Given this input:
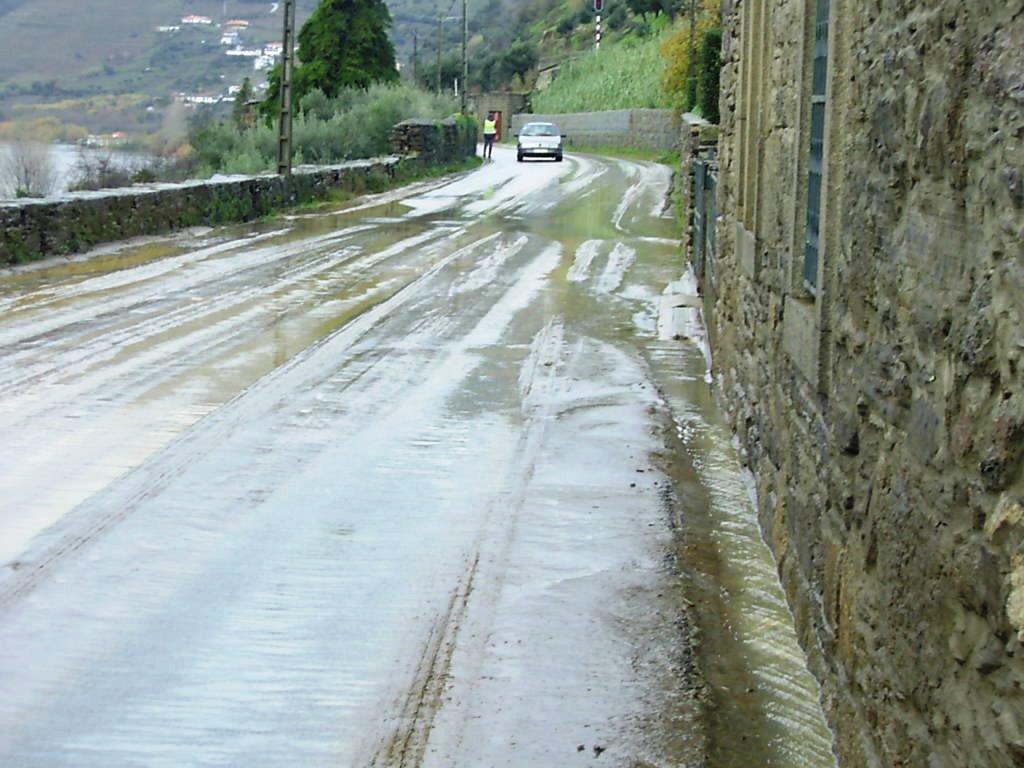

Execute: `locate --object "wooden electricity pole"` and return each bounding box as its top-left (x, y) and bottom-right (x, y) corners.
top-left (276, 0), bottom-right (297, 176)
top-left (413, 31), bottom-right (419, 84)
top-left (436, 13), bottom-right (443, 94)
top-left (687, 0), bottom-right (698, 106)
top-left (461, 0), bottom-right (468, 113)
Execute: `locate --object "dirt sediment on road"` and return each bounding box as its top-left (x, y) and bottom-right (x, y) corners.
top-left (646, 289), bottom-right (838, 766)
top-left (0, 148), bottom-right (825, 766)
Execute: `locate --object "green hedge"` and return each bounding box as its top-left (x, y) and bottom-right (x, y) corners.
top-left (696, 28), bottom-right (722, 124)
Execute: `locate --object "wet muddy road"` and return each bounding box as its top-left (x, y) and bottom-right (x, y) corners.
top-left (0, 148), bottom-right (833, 766)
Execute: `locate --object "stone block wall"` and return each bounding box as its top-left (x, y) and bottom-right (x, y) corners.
top-left (510, 109), bottom-right (680, 152)
top-left (391, 116), bottom-right (478, 164)
top-left (706, 0), bottom-right (1024, 765)
top-left (1, 118), bottom-right (477, 266)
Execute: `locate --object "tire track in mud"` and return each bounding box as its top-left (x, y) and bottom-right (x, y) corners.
top-left (567, 239), bottom-right (602, 283)
top-left (365, 318), bottom-right (568, 768)
top-left (368, 555), bottom-right (480, 768)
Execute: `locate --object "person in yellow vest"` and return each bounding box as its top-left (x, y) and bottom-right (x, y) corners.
top-left (483, 112), bottom-right (497, 160)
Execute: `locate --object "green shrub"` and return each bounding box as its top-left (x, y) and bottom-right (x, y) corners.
top-left (191, 83), bottom-right (457, 176)
top-left (696, 28), bottom-right (722, 123)
top-left (132, 168), bottom-right (157, 184)
top-left (299, 88), bottom-right (334, 121)
top-left (659, 0), bottom-right (719, 110)
top-left (607, 4), bottom-right (629, 30)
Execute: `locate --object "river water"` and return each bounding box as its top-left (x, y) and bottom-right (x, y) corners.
top-left (0, 142), bottom-right (151, 198)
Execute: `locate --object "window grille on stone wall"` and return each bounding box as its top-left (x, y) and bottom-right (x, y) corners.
top-left (803, 0), bottom-right (830, 294)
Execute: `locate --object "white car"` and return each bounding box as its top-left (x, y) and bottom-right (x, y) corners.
top-left (516, 122), bottom-right (565, 162)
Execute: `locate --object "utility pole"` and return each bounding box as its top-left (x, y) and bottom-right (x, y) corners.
top-left (413, 31), bottom-right (419, 84)
top-left (436, 13), bottom-right (443, 94)
top-left (461, 0), bottom-right (468, 113)
top-left (687, 0), bottom-right (698, 105)
top-left (276, 0), bottom-right (297, 176)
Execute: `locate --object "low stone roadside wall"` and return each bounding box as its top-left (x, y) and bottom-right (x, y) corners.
top-left (1, 117), bottom-right (477, 266)
top-left (391, 115), bottom-right (477, 164)
top-left (510, 109), bottom-right (680, 153)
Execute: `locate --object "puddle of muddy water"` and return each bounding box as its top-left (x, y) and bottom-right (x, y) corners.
top-left (646, 338), bottom-right (839, 768)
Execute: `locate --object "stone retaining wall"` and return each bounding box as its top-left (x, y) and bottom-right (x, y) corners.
top-left (391, 116), bottom-right (477, 165)
top-left (1, 117), bottom-right (476, 266)
top-left (510, 109), bottom-right (680, 152)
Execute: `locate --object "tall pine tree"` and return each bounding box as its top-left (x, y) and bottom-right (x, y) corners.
top-left (263, 0), bottom-right (399, 116)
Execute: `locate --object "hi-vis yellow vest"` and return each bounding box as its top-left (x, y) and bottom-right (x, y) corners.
top-left (483, 119), bottom-right (497, 135)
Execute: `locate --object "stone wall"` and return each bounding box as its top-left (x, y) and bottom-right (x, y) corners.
top-left (390, 116), bottom-right (478, 165)
top-left (1, 117), bottom-right (477, 266)
top-left (705, 0), bottom-right (1024, 765)
top-left (510, 109), bottom-right (680, 152)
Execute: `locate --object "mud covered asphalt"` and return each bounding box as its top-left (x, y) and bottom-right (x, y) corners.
top-left (0, 147), bottom-right (833, 767)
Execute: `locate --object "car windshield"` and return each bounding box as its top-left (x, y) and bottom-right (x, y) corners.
top-left (521, 123), bottom-right (558, 137)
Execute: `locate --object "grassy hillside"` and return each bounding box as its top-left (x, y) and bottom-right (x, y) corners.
top-left (507, 3), bottom-right (721, 117)
top-left (532, 24), bottom-right (672, 113)
top-left (450, 0), bottom-right (681, 112)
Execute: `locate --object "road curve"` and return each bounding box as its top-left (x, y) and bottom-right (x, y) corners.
top-left (0, 147), bottom-right (703, 767)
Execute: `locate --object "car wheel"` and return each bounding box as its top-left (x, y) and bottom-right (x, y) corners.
top-left (555, 153), bottom-right (563, 162)
top-left (517, 154), bottom-right (524, 162)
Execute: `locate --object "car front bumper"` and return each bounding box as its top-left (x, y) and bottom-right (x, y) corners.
top-left (518, 145), bottom-right (562, 157)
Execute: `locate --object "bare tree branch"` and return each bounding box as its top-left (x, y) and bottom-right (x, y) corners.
top-left (0, 141), bottom-right (59, 198)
